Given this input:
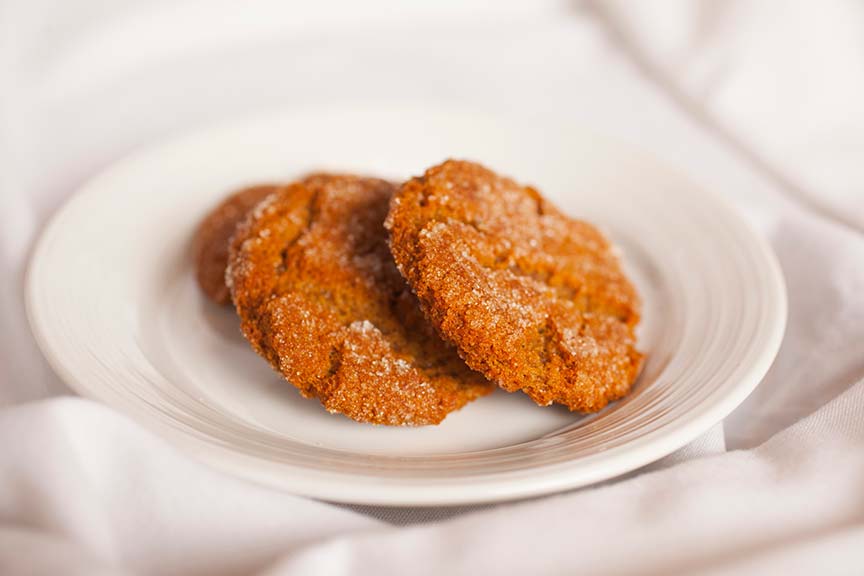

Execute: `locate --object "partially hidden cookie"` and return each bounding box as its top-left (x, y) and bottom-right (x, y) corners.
top-left (227, 173), bottom-right (493, 426)
top-left (386, 160), bottom-right (643, 412)
top-left (194, 185), bottom-right (279, 304)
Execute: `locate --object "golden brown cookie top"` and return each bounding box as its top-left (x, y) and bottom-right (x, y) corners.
top-left (386, 159), bottom-right (643, 412)
top-left (227, 173), bottom-right (492, 426)
top-left (194, 185), bottom-right (278, 305)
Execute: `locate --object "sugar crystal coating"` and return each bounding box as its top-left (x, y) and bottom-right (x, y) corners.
top-left (227, 173), bottom-right (493, 425)
top-left (386, 160), bottom-right (643, 412)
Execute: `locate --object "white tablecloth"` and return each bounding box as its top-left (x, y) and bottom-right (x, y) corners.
top-left (2, 1), bottom-right (863, 574)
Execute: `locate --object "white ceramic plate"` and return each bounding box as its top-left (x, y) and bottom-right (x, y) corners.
top-left (27, 104), bottom-right (786, 506)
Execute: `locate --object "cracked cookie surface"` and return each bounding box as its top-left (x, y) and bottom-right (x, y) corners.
top-left (194, 185), bottom-right (279, 304)
top-left (227, 173), bottom-right (493, 425)
top-left (386, 160), bottom-right (643, 412)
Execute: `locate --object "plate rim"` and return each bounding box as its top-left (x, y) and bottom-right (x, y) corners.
top-left (25, 106), bottom-right (788, 506)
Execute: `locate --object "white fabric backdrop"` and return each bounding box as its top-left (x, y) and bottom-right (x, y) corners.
top-left (1, 1), bottom-right (863, 574)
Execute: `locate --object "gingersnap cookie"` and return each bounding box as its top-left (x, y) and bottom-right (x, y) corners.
top-left (227, 173), bottom-right (493, 426)
top-left (386, 160), bottom-right (643, 413)
top-left (194, 185), bottom-right (279, 304)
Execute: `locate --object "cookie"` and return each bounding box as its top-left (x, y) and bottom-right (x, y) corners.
top-left (227, 173), bottom-right (493, 426)
top-left (386, 160), bottom-right (643, 412)
top-left (194, 185), bottom-right (279, 304)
